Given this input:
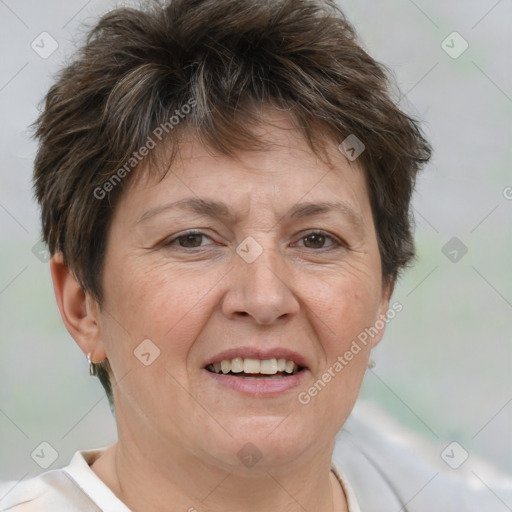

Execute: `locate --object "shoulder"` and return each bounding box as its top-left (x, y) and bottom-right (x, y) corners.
top-left (335, 401), bottom-right (512, 512)
top-left (0, 471), bottom-right (97, 511)
top-left (0, 476), bottom-right (46, 511)
top-left (0, 449), bottom-right (114, 512)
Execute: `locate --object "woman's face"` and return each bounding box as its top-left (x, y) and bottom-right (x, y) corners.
top-left (97, 112), bottom-right (391, 471)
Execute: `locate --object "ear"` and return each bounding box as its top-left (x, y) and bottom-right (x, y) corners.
top-left (50, 251), bottom-right (106, 363)
top-left (370, 278), bottom-right (395, 349)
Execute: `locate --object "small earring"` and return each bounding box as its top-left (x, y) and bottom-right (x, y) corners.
top-left (367, 358), bottom-right (376, 369)
top-left (87, 353), bottom-right (95, 376)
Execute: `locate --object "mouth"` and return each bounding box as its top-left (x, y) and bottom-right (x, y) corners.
top-left (202, 347), bottom-right (309, 395)
top-left (205, 357), bottom-right (305, 379)
top-left (202, 349), bottom-right (309, 395)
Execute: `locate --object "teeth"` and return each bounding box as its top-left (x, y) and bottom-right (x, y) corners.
top-left (208, 357), bottom-right (301, 376)
top-left (260, 358), bottom-right (278, 374)
top-left (221, 360), bottom-right (231, 374)
top-left (243, 358), bottom-right (261, 374)
top-left (231, 357), bottom-right (244, 373)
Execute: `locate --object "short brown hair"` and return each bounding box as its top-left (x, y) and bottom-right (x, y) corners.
top-left (33, 0), bottom-right (431, 405)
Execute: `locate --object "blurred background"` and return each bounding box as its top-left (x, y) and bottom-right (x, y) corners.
top-left (0, 0), bottom-right (511, 492)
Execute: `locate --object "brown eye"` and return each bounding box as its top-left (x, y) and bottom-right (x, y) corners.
top-left (299, 231), bottom-right (339, 249)
top-left (303, 233), bottom-right (327, 249)
top-left (176, 233), bottom-right (204, 248)
top-left (163, 230), bottom-right (212, 249)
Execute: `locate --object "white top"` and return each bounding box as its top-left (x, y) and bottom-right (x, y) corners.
top-left (0, 447), bottom-right (361, 511)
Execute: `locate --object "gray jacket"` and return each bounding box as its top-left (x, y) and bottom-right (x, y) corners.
top-left (335, 405), bottom-right (512, 511)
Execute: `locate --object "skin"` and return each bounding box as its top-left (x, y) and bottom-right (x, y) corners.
top-left (51, 110), bottom-right (392, 512)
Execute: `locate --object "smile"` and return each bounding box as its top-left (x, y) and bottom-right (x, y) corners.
top-left (206, 357), bottom-right (304, 378)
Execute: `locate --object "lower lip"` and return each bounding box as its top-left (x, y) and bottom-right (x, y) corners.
top-left (203, 368), bottom-right (308, 396)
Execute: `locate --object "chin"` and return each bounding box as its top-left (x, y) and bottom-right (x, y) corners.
top-left (197, 414), bottom-right (315, 471)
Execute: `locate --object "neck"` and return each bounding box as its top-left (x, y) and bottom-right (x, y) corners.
top-left (91, 422), bottom-right (348, 512)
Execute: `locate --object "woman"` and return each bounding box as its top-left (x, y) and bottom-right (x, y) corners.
top-left (1, 0), bottom-right (508, 510)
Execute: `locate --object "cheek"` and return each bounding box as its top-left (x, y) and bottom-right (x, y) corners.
top-left (297, 282), bottom-right (379, 437)
top-left (303, 267), bottom-right (382, 350)
top-left (304, 274), bottom-right (380, 407)
top-left (101, 261), bottom-right (221, 360)
top-left (98, 262), bottom-right (219, 410)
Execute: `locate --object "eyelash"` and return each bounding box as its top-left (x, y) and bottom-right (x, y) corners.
top-left (162, 229), bottom-right (344, 251)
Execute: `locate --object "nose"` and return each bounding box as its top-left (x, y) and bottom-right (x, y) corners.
top-left (220, 242), bottom-right (300, 325)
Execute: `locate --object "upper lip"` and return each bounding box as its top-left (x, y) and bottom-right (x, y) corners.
top-left (204, 347), bottom-right (309, 369)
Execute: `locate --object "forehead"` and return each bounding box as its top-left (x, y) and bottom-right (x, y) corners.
top-left (116, 111), bottom-right (372, 226)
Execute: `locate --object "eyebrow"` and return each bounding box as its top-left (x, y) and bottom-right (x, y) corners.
top-left (137, 197), bottom-right (365, 230)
